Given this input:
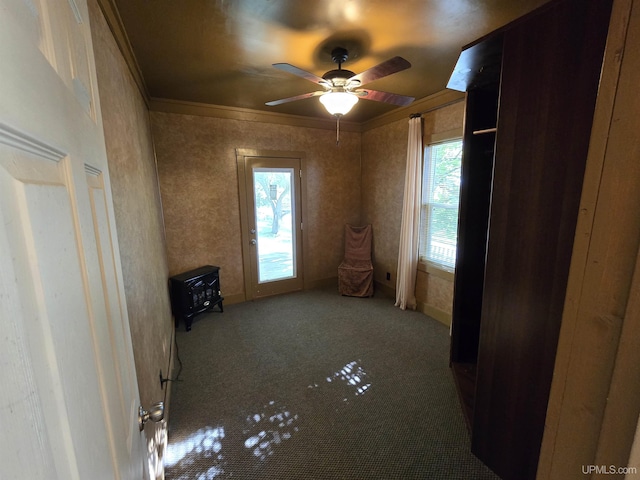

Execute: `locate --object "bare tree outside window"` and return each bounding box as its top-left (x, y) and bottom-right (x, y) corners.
top-left (253, 171), bottom-right (291, 235)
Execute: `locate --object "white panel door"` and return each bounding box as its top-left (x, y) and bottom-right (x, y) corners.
top-left (0, 1), bottom-right (146, 479)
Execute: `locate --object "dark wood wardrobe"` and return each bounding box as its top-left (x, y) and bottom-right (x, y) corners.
top-left (447, 0), bottom-right (614, 479)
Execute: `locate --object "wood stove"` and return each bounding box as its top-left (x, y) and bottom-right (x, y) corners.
top-left (169, 265), bottom-right (223, 331)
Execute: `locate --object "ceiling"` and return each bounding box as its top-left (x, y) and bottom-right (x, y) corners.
top-left (110, 0), bottom-right (551, 124)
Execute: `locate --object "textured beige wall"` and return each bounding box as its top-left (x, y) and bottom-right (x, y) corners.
top-left (422, 101), bottom-right (465, 144)
top-left (89, 0), bottom-right (173, 411)
top-left (361, 119), bottom-right (407, 289)
top-left (417, 101), bottom-right (465, 322)
top-left (151, 112), bottom-right (361, 299)
top-left (361, 101), bottom-right (464, 321)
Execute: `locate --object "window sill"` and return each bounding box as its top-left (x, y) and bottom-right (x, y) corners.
top-left (418, 261), bottom-right (455, 282)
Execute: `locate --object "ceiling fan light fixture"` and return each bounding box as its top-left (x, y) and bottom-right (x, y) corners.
top-left (319, 91), bottom-right (358, 116)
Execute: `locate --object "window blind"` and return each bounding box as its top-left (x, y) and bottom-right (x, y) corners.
top-left (419, 139), bottom-right (463, 271)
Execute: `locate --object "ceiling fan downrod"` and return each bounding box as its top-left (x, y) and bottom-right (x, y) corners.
top-left (323, 47), bottom-right (357, 84)
top-left (331, 47), bottom-right (349, 68)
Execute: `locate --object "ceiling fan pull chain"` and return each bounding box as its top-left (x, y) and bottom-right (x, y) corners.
top-left (336, 115), bottom-right (341, 146)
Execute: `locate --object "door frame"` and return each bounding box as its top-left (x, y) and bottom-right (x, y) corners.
top-left (236, 149), bottom-right (308, 300)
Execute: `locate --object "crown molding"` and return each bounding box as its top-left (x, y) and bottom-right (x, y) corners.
top-left (148, 90), bottom-right (463, 133)
top-left (361, 89), bottom-right (465, 131)
top-left (95, 0), bottom-right (149, 106)
top-left (148, 98), bottom-right (363, 132)
top-left (93, 0), bottom-right (462, 132)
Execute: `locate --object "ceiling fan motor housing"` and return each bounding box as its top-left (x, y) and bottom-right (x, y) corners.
top-left (323, 69), bottom-right (357, 86)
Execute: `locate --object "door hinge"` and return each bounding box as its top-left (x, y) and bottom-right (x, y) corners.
top-left (300, 222), bottom-right (303, 231)
top-left (299, 170), bottom-right (302, 178)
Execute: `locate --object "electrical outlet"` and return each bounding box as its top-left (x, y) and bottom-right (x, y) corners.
top-left (386, 272), bottom-right (391, 281)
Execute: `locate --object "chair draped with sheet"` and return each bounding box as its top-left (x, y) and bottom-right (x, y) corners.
top-left (338, 224), bottom-right (374, 297)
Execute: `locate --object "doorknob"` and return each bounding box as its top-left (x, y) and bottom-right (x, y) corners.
top-left (139, 401), bottom-right (164, 431)
top-left (250, 239), bottom-right (257, 245)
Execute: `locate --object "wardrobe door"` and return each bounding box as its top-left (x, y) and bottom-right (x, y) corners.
top-left (471, 1), bottom-right (614, 479)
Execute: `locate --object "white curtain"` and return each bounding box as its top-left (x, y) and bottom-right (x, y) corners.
top-left (395, 116), bottom-right (423, 310)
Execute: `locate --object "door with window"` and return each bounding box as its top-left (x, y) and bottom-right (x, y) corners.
top-left (237, 150), bottom-right (304, 299)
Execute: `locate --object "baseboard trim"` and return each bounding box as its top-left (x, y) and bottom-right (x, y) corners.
top-left (221, 282), bottom-right (451, 327)
top-left (305, 277), bottom-right (338, 291)
top-left (374, 280), bottom-right (396, 300)
top-left (223, 292), bottom-right (246, 306)
top-left (164, 324), bottom-right (176, 424)
top-left (418, 302), bottom-right (451, 327)
top-left (373, 281), bottom-right (451, 327)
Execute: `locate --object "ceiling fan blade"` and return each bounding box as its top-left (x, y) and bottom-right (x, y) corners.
top-left (272, 63), bottom-right (328, 85)
top-left (355, 89), bottom-right (415, 106)
top-left (348, 56), bottom-right (412, 87)
top-left (265, 90), bottom-right (325, 106)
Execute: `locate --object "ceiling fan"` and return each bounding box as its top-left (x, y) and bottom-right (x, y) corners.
top-left (266, 47), bottom-right (415, 117)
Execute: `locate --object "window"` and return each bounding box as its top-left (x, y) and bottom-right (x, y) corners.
top-left (419, 138), bottom-right (463, 271)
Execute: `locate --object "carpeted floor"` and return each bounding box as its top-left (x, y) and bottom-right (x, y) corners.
top-left (165, 286), bottom-right (499, 480)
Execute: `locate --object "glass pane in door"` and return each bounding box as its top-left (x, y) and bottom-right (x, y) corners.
top-left (253, 167), bottom-right (296, 283)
